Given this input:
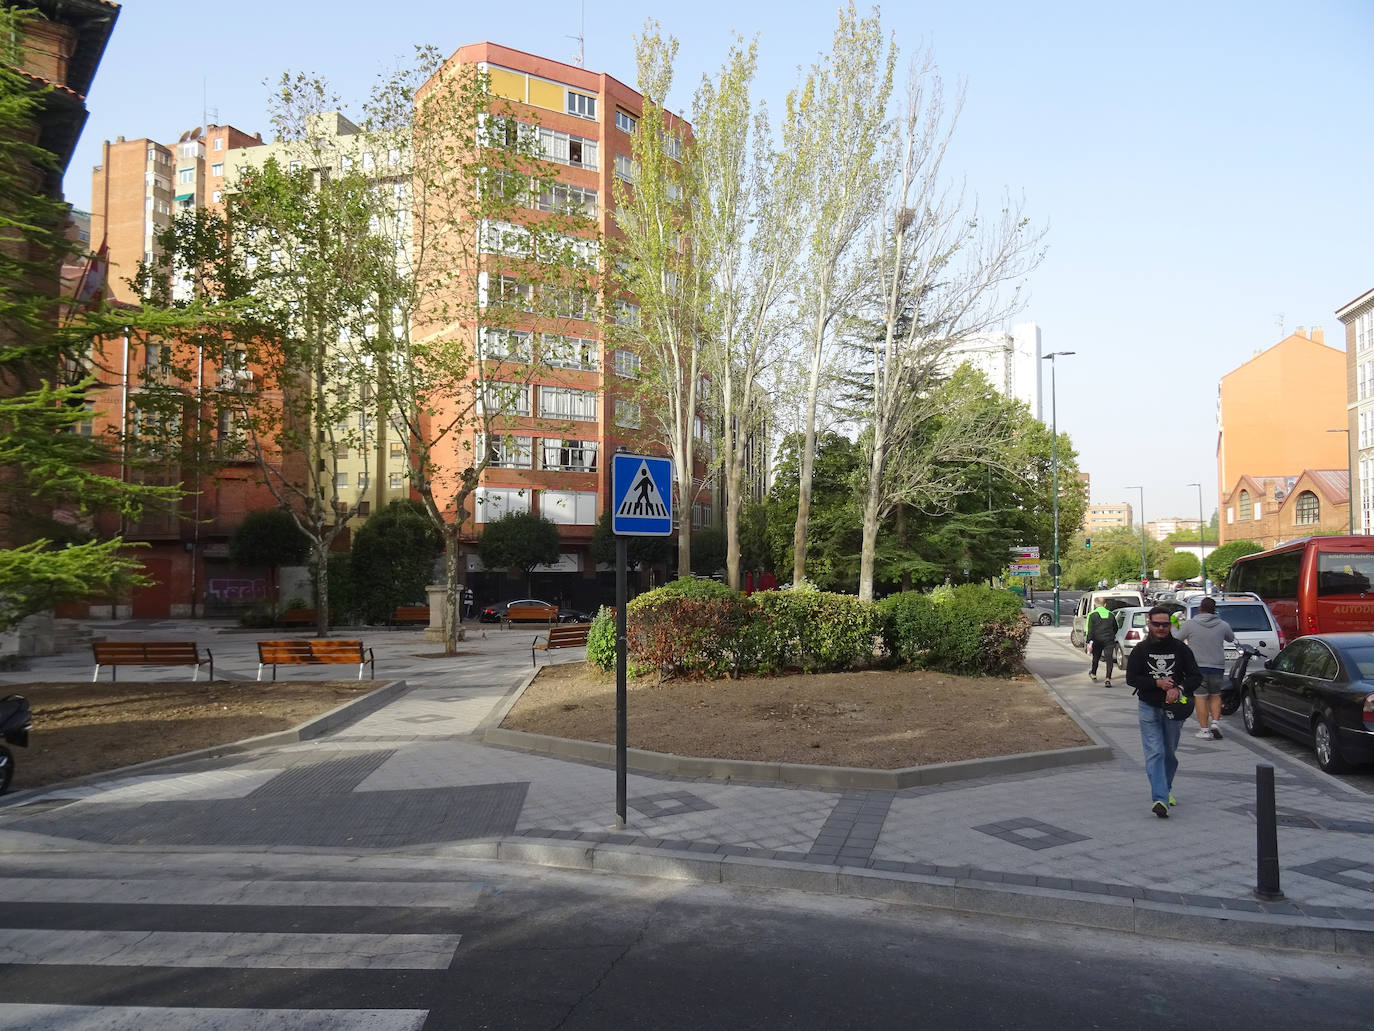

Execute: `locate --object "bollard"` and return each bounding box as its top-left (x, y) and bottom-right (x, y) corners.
top-left (1254, 763), bottom-right (1285, 901)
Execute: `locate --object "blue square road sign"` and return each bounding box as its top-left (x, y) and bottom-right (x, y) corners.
top-left (611, 453), bottom-right (674, 536)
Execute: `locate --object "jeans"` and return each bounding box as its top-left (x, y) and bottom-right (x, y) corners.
top-left (1137, 700), bottom-right (1182, 804)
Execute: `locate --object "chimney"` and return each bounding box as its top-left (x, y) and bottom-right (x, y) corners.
top-left (1296, 325), bottom-right (1306, 338)
top-left (115, 135), bottom-right (124, 143)
top-left (1313, 326), bottom-right (1324, 345)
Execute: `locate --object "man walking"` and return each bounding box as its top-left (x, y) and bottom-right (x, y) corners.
top-left (1126, 605), bottom-right (1202, 818)
top-left (1177, 597), bottom-right (1234, 740)
top-left (1086, 600), bottom-right (1117, 687)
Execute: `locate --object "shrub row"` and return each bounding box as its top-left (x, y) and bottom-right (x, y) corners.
top-left (587, 580), bottom-right (1029, 680)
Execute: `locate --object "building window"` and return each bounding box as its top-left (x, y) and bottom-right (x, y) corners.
top-left (358, 472), bottom-right (371, 490)
top-left (212, 190), bottom-right (222, 203)
top-left (178, 168), bottom-right (194, 184)
top-left (542, 334), bottom-right (598, 371)
top-left (480, 433), bottom-right (533, 469)
top-left (335, 472), bottom-right (349, 488)
top-left (542, 438), bottom-right (598, 472)
top-left (388, 147), bottom-right (401, 167)
top-left (614, 153), bottom-right (636, 181)
top-left (362, 152), bottom-right (375, 171)
top-left (478, 381), bottom-right (531, 417)
top-left (341, 154), bottom-right (354, 171)
top-left (288, 160), bottom-right (302, 173)
top-left (211, 162), bottom-right (223, 177)
top-left (661, 132), bottom-right (683, 161)
top-left (389, 472), bottom-right (403, 489)
top-left (566, 90), bottom-right (597, 120)
top-left (615, 110), bottom-right (637, 134)
top-left (1238, 489), bottom-right (1252, 521)
top-left (692, 502), bottom-right (712, 528)
top-left (1295, 491), bottom-right (1319, 525)
top-left (614, 349), bottom-right (640, 378)
top-left (213, 138), bottom-right (223, 151)
top-left (536, 181), bottom-right (597, 217)
top-left (479, 327), bottom-right (534, 363)
top-left (614, 398), bottom-right (641, 429)
top-left (533, 126), bottom-right (598, 170)
top-left (615, 302), bottom-right (640, 328)
top-left (541, 489), bottom-right (597, 525)
top-left (474, 486), bottom-right (529, 522)
top-left (389, 441), bottom-right (405, 458)
top-left (539, 386), bottom-right (597, 422)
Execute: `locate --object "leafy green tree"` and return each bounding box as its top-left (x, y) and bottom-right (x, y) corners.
top-left (477, 512), bottom-right (560, 594)
top-left (765, 432), bottom-right (863, 590)
top-left (350, 499), bottom-right (443, 623)
top-left (1162, 552), bottom-right (1200, 580)
top-left (689, 526), bottom-right (726, 575)
top-left (227, 508), bottom-right (310, 609)
top-left (589, 509), bottom-right (673, 570)
top-left (1206, 539), bottom-right (1262, 585)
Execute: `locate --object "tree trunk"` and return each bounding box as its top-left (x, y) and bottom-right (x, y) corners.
top-left (314, 537), bottom-right (330, 637)
top-left (857, 418), bottom-right (888, 601)
top-left (791, 312), bottom-right (828, 584)
top-left (724, 446), bottom-right (742, 592)
top-left (442, 528), bottom-right (461, 656)
top-left (896, 504), bottom-right (911, 593)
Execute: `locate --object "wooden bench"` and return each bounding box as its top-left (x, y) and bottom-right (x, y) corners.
top-left (256, 639), bottom-right (375, 681)
top-left (92, 641), bottom-right (213, 683)
top-left (279, 608), bottom-right (318, 627)
top-left (532, 623), bottom-right (591, 666)
top-left (503, 603), bottom-right (557, 628)
top-left (392, 606), bottom-right (430, 625)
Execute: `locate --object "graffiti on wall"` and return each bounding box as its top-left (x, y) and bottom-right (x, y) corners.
top-left (207, 578), bottom-right (268, 602)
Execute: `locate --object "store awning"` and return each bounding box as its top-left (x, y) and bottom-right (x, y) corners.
top-left (174, 192), bottom-right (193, 202)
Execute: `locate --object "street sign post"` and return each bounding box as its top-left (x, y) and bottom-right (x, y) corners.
top-left (610, 453), bottom-right (674, 826)
top-left (1009, 562), bottom-right (1042, 576)
top-left (1010, 546), bottom-right (1040, 560)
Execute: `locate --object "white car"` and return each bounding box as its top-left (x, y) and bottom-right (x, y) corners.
top-left (1111, 603), bottom-right (1186, 667)
top-left (1070, 590), bottom-right (1146, 648)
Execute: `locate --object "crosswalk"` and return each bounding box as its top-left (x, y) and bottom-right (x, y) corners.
top-left (0, 873), bottom-right (474, 1029)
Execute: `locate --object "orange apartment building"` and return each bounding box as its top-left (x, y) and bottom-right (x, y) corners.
top-left (1337, 285), bottom-right (1374, 535)
top-left (1216, 327), bottom-right (1348, 545)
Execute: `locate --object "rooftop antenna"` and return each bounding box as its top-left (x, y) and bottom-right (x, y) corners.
top-left (1274, 312), bottom-right (1285, 337)
top-left (566, 0), bottom-right (585, 66)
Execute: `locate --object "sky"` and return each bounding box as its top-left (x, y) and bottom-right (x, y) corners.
top-left (64, 0), bottom-right (1374, 525)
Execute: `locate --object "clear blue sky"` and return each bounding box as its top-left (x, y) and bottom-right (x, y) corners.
top-left (65, 0), bottom-right (1374, 525)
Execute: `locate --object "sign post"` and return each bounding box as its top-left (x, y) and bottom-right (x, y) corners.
top-left (611, 453), bottom-right (673, 827)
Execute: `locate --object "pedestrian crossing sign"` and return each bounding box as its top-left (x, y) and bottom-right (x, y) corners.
top-left (611, 453), bottom-right (674, 536)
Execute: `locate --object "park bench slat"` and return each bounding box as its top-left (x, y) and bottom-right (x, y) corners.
top-left (392, 606), bottom-right (429, 624)
top-left (256, 639), bottom-right (375, 681)
top-left (91, 641), bottom-right (213, 683)
top-left (532, 623), bottom-right (591, 666)
top-left (503, 604), bottom-right (557, 628)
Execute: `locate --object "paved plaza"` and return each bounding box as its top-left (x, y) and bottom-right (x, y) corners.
top-left (1, 619), bottom-right (1371, 954)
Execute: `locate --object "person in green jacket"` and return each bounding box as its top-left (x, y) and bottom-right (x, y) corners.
top-left (1086, 602), bottom-right (1118, 687)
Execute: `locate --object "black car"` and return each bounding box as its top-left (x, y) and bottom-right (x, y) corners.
top-left (479, 598), bottom-right (590, 624)
top-left (1240, 632), bottom-right (1374, 773)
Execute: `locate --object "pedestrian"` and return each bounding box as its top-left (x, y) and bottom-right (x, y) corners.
top-left (1086, 599), bottom-right (1118, 687)
top-left (462, 586), bottom-right (474, 622)
top-left (1176, 597), bottom-right (1235, 740)
top-left (1126, 605), bottom-right (1202, 818)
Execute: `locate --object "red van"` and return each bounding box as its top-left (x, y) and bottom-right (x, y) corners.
top-left (1226, 536), bottom-right (1374, 641)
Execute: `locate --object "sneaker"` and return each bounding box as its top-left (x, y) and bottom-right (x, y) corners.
top-left (1195, 728), bottom-right (1213, 739)
top-left (1089, 673), bottom-right (1097, 681)
top-left (1168, 793), bottom-right (1178, 807)
top-left (1152, 800), bottom-right (1169, 818)
top-left (1103, 679), bottom-right (1113, 689)
top-left (1210, 723), bottom-right (1223, 740)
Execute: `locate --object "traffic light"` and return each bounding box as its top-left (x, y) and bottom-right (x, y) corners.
top-left (1084, 537), bottom-right (1091, 548)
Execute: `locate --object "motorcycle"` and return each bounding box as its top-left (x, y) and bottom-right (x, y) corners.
top-left (1219, 643), bottom-right (1262, 717)
top-left (0, 694), bottom-right (32, 795)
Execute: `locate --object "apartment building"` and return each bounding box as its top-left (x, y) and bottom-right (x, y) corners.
top-left (1145, 517), bottom-right (1201, 540)
top-left (1084, 503), bottom-right (1132, 534)
top-left (1338, 285), bottom-right (1374, 534)
top-left (939, 322), bottom-right (1042, 419)
top-left (1216, 327), bottom-right (1346, 544)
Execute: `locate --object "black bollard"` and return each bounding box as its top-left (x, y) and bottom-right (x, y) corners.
top-left (1254, 763), bottom-right (1285, 901)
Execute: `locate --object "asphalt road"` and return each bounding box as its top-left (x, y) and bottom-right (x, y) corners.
top-left (1, 855), bottom-right (1369, 1030)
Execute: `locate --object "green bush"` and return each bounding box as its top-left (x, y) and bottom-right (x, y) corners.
top-left (881, 584), bottom-right (1027, 675)
top-left (587, 606), bottom-right (617, 672)
top-left (626, 582), bottom-right (756, 681)
top-left (752, 585), bottom-right (881, 673)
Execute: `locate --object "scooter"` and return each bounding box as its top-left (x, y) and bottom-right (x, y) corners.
top-left (0, 694), bottom-right (32, 795)
top-left (1219, 643), bottom-right (1262, 717)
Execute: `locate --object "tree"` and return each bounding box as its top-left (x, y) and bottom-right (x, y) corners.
top-left (476, 512), bottom-right (560, 594)
top-left (851, 49), bottom-right (1044, 601)
top-left (227, 508), bottom-right (310, 608)
top-left (610, 24), bottom-right (705, 578)
top-left (0, 9), bottom-right (179, 629)
top-left (689, 526), bottom-right (726, 576)
top-left (788, 3), bottom-right (895, 586)
top-left (1206, 539), bottom-right (1262, 585)
top-left (351, 499), bottom-right (443, 623)
top-left (765, 432), bottom-right (863, 590)
top-left (590, 509), bottom-right (673, 570)
top-left (1162, 552), bottom-right (1200, 580)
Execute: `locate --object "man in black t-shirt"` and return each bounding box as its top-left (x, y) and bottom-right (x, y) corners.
top-left (1125, 605), bottom-right (1201, 818)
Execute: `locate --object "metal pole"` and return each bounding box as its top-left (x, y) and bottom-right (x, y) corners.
top-left (1126, 485), bottom-right (1146, 581)
top-left (1187, 482), bottom-right (1206, 589)
top-left (615, 535), bottom-right (627, 828)
top-left (1254, 763), bottom-right (1284, 900)
top-left (1329, 428), bottom-right (1355, 534)
top-left (1041, 351), bottom-right (1074, 625)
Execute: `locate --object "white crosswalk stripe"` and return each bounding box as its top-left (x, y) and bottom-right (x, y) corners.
top-left (0, 1006), bottom-right (429, 1031)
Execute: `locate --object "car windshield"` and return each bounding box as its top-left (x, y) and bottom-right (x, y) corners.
top-left (1211, 604), bottom-right (1273, 632)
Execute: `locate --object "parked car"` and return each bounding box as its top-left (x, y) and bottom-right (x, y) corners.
top-left (1111, 602), bottom-right (1185, 667)
top-left (1175, 593), bottom-right (1284, 675)
top-left (479, 599), bottom-right (591, 624)
top-left (1021, 599), bottom-right (1055, 626)
top-left (1239, 632), bottom-right (1374, 773)
top-left (1070, 590), bottom-right (1145, 648)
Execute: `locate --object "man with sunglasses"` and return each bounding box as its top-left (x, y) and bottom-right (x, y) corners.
top-left (1125, 605), bottom-right (1202, 818)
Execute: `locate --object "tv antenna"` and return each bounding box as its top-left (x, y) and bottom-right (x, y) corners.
top-left (567, 0), bottom-right (585, 66)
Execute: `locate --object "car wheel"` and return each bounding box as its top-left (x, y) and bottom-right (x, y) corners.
top-left (1314, 715), bottom-right (1349, 774)
top-left (1070, 631), bottom-right (1083, 648)
top-left (1241, 689), bottom-right (1268, 736)
top-left (1113, 645), bottom-right (1124, 668)
top-left (1037, 613), bottom-right (1052, 626)
top-left (0, 745), bottom-right (11, 795)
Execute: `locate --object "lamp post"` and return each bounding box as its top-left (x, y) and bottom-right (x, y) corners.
top-left (1125, 485), bottom-right (1147, 582)
top-left (1327, 428), bottom-right (1355, 534)
top-left (1186, 481), bottom-right (1206, 590)
top-left (1042, 351), bottom-right (1075, 626)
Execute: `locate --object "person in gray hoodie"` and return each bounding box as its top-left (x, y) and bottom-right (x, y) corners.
top-left (1176, 597), bottom-right (1235, 739)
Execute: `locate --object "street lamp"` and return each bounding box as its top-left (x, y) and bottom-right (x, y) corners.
top-left (1327, 428), bottom-right (1354, 534)
top-left (1042, 350), bottom-right (1075, 626)
top-left (1125, 484), bottom-right (1147, 581)
top-left (1186, 481), bottom-right (1206, 590)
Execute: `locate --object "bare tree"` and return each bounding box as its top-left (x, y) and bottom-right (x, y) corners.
top-left (853, 51), bottom-right (1046, 601)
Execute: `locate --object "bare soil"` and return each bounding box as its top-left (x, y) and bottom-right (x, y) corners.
top-left (2, 680), bottom-right (381, 790)
top-left (503, 665), bottom-right (1091, 769)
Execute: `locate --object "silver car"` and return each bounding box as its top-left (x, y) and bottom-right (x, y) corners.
top-left (1111, 603), bottom-right (1185, 668)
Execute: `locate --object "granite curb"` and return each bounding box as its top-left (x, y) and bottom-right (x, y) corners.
top-left (445, 835), bottom-right (1374, 956)
top-left (0, 678), bottom-right (411, 808)
top-left (479, 665), bottom-right (1113, 789)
